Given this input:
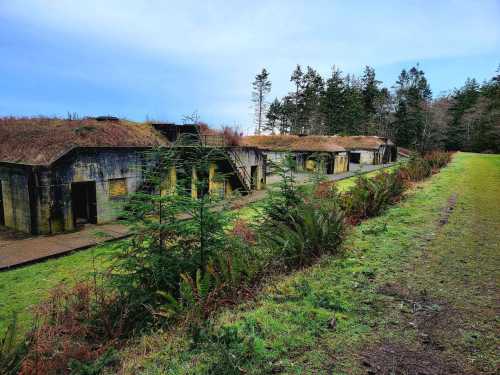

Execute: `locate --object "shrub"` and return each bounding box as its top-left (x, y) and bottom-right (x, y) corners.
top-left (262, 153), bottom-right (303, 225)
top-left (398, 151), bottom-right (451, 183)
top-left (154, 237), bottom-right (261, 331)
top-left (398, 153), bottom-right (433, 182)
top-left (19, 282), bottom-right (128, 375)
top-left (423, 151), bottom-right (452, 170)
top-left (341, 171), bottom-right (405, 224)
top-left (265, 201), bottom-right (345, 267)
top-left (231, 219), bottom-right (256, 245)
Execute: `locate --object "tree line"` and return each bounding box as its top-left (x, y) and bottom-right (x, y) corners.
top-left (252, 64), bottom-right (500, 153)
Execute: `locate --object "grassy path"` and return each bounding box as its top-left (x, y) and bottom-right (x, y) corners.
top-left (120, 153), bottom-right (499, 374)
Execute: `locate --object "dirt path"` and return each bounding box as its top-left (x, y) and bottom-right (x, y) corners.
top-left (0, 224), bottom-right (128, 270)
top-left (358, 154), bottom-right (500, 375)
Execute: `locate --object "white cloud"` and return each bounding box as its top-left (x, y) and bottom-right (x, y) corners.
top-left (2, 0), bottom-right (499, 126)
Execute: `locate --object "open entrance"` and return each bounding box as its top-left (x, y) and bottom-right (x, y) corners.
top-left (71, 181), bottom-right (97, 226)
top-left (250, 166), bottom-right (258, 190)
top-left (326, 158), bottom-right (335, 174)
top-left (0, 182), bottom-right (4, 226)
top-left (196, 168), bottom-right (210, 198)
top-left (349, 152), bottom-right (361, 164)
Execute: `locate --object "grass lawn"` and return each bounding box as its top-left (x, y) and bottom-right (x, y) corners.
top-left (0, 163), bottom-right (398, 340)
top-left (0, 243), bottom-right (118, 338)
top-left (117, 153), bottom-right (500, 374)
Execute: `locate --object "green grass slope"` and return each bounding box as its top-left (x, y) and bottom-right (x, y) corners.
top-left (118, 153), bottom-right (499, 374)
top-left (0, 244), bottom-right (116, 338)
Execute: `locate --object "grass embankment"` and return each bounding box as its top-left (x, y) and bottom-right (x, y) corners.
top-left (0, 165), bottom-right (397, 339)
top-left (0, 245), bottom-right (117, 338)
top-left (118, 153), bottom-right (499, 374)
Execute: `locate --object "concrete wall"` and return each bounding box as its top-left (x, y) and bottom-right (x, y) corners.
top-left (1, 146), bottom-right (266, 235)
top-left (228, 148), bottom-right (266, 190)
top-left (263, 151), bottom-right (287, 165)
top-left (334, 152), bottom-right (349, 173)
top-left (35, 149), bottom-right (146, 234)
top-left (0, 165), bottom-right (32, 233)
top-left (263, 150), bottom-right (350, 175)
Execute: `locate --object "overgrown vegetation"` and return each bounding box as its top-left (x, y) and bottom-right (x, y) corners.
top-left (118, 152), bottom-right (498, 375)
top-left (1, 150), bottom-right (453, 374)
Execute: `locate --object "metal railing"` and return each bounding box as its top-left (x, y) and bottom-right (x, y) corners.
top-left (226, 149), bottom-right (251, 192)
top-left (199, 134), bottom-right (226, 147)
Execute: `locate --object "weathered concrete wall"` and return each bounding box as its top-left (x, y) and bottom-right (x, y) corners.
top-left (0, 165), bottom-right (32, 233)
top-left (2, 146), bottom-right (265, 235)
top-left (334, 152), bottom-right (349, 173)
top-left (35, 149), bottom-right (146, 234)
top-left (262, 151), bottom-right (287, 169)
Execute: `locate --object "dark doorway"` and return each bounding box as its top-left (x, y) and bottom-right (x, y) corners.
top-left (326, 158), bottom-right (335, 174)
top-left (196, 168), bottom-right (210, 198)
top-left (71, 181), bottom-right (97, 226)
top-left (0, 182), bottom-right (4, 226)
top-left (250, 166), bottom-right (258, 190)
top-left (349, 152), bottom-right (361, 163)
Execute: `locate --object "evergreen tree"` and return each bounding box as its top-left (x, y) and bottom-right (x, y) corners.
top-left (361, 66), bottom-right (381, 117)
top-left (360, 66), bottom-right (382, 134)
top-left (264, 98), bottom-right (281, 134)
top-left (446, 78), bottom-right (480, 150)
top-left (342, 74), bottom-right (365, 135)
top-left (252, 68), bottom-right (272, 135)
top-left (321, 66), bottom-right (345, 134)
top-left (290, 65), bottom-right (305, 134)
top-left (393, 65), bottom-right (432, 150)
top-left (279, 96), bottom-right (295, 134)
top-left (373, 87), bottom-right (394, 137)
top-left (302, 66), bottom-right (325, 134)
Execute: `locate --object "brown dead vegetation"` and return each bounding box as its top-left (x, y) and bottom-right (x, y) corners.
top-left (0, 117), bottom-right (168, 165)
top-left (242, 134), bottom-right (346, 152)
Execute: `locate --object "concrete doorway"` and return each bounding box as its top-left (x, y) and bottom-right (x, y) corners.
top-left (71, 181), bottom-right (97, 226)
top-left (349, 152), bottom-right (361, 164)
top-left (0, 182), bottom-right (4, 226)
top-left (250, 166), bottom-right (258, 190)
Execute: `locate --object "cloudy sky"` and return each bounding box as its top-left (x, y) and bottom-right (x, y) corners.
top-left (1, 0), bottom-right (499, 132)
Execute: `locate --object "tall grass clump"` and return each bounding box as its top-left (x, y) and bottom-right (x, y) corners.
top-left (341, 170), bottom-right (406, 225)
top-left (424, 150), bottom-right (453, 170)
top-left (18, 282), bottom-right (123, 375)
top-left (399, 151), bottom-right (452, 182)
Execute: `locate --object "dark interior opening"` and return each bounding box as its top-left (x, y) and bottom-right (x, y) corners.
top-left (326, 158), bottom-right (335, 174)
top-left (197, 168), bottom-right (210, 198)
top-left (250, 166), bottom-right (258, 190)
top-left (0, 182), bottom-right (4, 226)
top-left (349, 152), bottom-right (361, 164)
top-left (71, 181), bottom-right (97, 226)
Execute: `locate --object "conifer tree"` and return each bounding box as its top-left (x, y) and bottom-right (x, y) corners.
top-left (290, 65), bottom-right (305, 134)
top-left (393, 65), bottom-right (432, 150)
top-left (252, 68), bottom-right (272, 135)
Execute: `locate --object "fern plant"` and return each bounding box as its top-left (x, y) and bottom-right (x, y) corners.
top-left (266, 202), bottom-right (345, 267)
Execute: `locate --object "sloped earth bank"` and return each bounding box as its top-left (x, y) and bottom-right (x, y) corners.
top-left (117, 153), bottom-right (499, 374)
